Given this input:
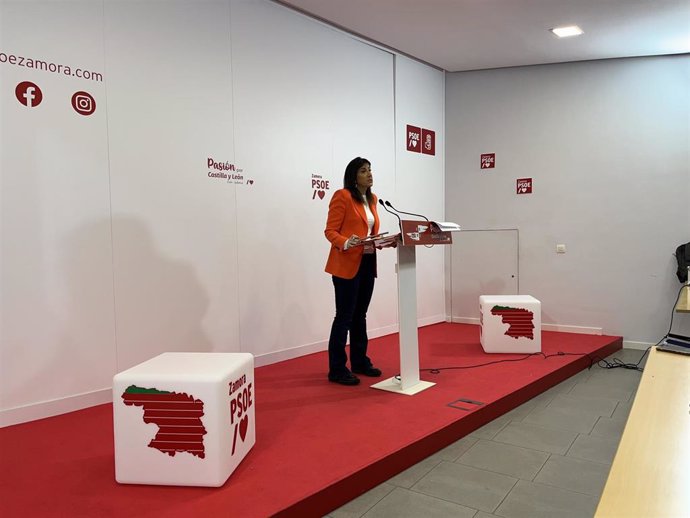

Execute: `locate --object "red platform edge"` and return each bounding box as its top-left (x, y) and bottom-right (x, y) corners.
top-left (275, 337), bottom-right (622, 517)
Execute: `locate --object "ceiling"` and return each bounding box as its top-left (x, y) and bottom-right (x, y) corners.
top-left (275, 0), bottom-right (690, 72)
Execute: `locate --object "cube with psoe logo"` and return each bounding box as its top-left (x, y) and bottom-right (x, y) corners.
top-left (113, 352), bottom-right (255, 487)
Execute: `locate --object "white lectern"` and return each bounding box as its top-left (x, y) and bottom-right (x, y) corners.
top-left (372, 220), bottom-right (460, 395)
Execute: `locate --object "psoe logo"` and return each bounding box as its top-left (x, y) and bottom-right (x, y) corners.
top-left (311, 173), bottom-right (329, 200)
top-left (228, 374), bottom-right (253, 456)
top-left (15, 81), bottom-right (43, 107)
top-left (71, 91), bottom-right (96, 116)
top-left (406, 125), bottom-right (421, 153)
top-left (480, 153), bottom-right (495, 169)
top-left (516, 178), bottom-right (533, 194)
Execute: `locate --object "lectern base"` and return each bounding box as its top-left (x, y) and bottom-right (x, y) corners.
top-left (370, 377), bottom-right (435, 395)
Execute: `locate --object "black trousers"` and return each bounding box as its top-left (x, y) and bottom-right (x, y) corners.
top-left (328, 254), bottom-right (376, 375)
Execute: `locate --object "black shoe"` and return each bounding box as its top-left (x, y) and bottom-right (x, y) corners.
top-left (328, 371), bottom-right (361, 385)
top-left (352, 366), bottom-right (382, 377)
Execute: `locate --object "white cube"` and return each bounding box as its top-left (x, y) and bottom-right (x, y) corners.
top-left (113, 352), bottom-right (255, 487)
top-left (479, 295), bottom-right (541, 353)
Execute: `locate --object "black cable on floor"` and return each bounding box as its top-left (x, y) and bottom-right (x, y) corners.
top-left (421, 351), bottom-right (599, 375)
top-left (606, 282), bottom-right (688, 372)
top-left (421, 284), bottom-right (687, 376)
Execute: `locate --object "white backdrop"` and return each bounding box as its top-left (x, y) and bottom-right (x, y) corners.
top-left (105, 1), bottom-right (239, 370)
top-left (0, 0), bottom-right (446, 425)
top-left (394, 55), bottom-right (446, 326)
top-left (230, 0), bottom-right (397, 362)
top-left (1, 1), bottom-right (116, 420)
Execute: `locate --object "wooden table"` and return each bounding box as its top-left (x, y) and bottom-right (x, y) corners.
top-left (595, 347), bottom-right (690, 518)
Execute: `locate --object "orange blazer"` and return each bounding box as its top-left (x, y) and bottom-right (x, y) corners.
top-left (324, 189), bottom-right (380, 279)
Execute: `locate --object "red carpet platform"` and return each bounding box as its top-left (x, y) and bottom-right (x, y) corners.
top-left (0, 323), bottom-right (621, 518)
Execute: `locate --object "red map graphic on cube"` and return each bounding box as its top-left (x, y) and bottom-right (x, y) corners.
top-left (490, 306), bottom-right (534, 339)
top-left (122, 385), bottom-right (207, 459)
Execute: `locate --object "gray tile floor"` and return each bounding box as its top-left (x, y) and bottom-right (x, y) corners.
top-left (326, 348), bottom-right (646, 518)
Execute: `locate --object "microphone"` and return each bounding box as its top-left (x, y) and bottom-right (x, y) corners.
top-left (379, 199), bottom-right (402, 232)
top-left (385, 200), bottom-right (429, 222)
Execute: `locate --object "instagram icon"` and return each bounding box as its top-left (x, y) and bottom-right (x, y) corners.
top-left (71, 91), bottom-right (96, 116)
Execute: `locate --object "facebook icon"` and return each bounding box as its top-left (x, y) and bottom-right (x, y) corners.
top-left (15, 81), bottom-right (43, 108)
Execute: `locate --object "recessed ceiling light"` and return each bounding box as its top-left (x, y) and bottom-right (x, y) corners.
top-left (550, 25), bottom-right (584, 38)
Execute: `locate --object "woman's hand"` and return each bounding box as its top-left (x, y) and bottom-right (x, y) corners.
top-left (346, 234), bottom-right (361, 248)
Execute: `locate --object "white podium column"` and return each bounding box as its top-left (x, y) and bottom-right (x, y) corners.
top-left (371, 245), bottom-right (435, 395)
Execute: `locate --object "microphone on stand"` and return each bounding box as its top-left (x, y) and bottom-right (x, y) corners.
top-left (379, 199), bottom-right (402, 232)
top-left (384, 200), bottom-right (429, 222)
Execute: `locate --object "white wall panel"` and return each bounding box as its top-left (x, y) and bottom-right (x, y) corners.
top-left (230, 0), bottom-right (396, 361)
top-left (104, 0), bottom-right (239, 370)
top-left (446, 56), bottom-right (690, 342)
top-left (450, 230), bottom-right (519, 321)
top-left (330, 35), bottom-right (397, 336)
top-left (0, 1), bottom-right (114, 420)
top-left (394, 56), bottom-right (446, 323)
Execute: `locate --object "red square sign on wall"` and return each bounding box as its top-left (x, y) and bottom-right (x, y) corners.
top-left (516, 178), bottom-right (533, 194)
top-left (481, 153), bottom-right (495, 169)
top-left (406, 125), bottom-right (421, 152)
top-left (421, 129), bottom-right (435, 155)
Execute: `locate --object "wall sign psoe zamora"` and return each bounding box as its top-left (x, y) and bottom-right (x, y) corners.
top-left (407, 124), bottom-right (436, 156)
top-left (516, 178), bottom-right (533, 194)
top-left (481, 153), bottom-right (495, 169)
top-left (311, 173), bottom-right (329, 200)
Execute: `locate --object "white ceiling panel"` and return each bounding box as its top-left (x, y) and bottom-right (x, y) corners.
top-left (276, 0), bottom-right (690, 71)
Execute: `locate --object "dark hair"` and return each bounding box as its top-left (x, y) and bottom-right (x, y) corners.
top-left (343, 157), bottom-right (373, 206)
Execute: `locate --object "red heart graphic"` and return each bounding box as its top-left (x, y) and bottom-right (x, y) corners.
top-left (249, 180), bottom-right (254, 185)
top-left (317, 190), bottom-right (325, 199)
top-left (239, 415), bottom-right (249, 441)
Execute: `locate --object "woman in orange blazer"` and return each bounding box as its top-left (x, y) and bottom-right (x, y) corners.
top-left (324, 157), bottom-right (382, 385)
